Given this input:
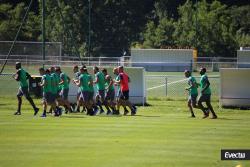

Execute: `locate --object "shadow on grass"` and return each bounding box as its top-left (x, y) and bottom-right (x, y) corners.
top-left (62, 115), bottom-right (86, 119)
top-left (216, 117), bottom-right (242, 121)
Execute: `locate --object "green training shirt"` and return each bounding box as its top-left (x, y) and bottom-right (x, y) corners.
top-left (188, 76), bottom-right (198, 95)
top-left (95, 72), bottom-right (105, 91)
top-left (18, 68), bottom-right (29, 88)
top-left (42, 74), bottom-right (52, 93)
top-left (115, 75), bottom-right (120, 92)
top-left (60, 73), bottom-right (69, 89)
top-left (79, 73), bottom-right (90, 91)
top-left (200, 74), bottom-right (211, 95)
top-left (50, 73), bottom-right (58, 94)
top-left (105, 75), bottom-right (114, 91)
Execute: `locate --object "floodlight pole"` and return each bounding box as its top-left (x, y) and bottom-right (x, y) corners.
top-left (42, 0), bottom-right (46, 68)
top-left (88, 0), bottom-right (91, 57)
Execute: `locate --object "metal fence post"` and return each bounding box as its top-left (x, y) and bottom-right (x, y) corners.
top-left (165, 77), bottom-right (167, 96)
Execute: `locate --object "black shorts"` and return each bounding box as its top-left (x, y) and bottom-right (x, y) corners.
top-left (198, 94), bottom-right (211, 103)
top-left (188, 94), bottom-right (198, 106)
top-left (97, 90), bottom-right (105, 100)
top-left (89, 91), bottom-right (94, 101)
top-left (43, 92), bottom-right (52, 103)
top-left (119, 90), bottom-right (129, 100)
top-left (60, 88), bottom-right (69, 100)
top-left (105, 89), bottom-right (115, 101)
top-left (80, 91), bottom-right (89, 102)
top-left (17, 87), bottom-right (29, 98)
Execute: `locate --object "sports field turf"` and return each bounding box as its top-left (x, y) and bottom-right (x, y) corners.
top-left (0, 96), bottom-right (249, 167)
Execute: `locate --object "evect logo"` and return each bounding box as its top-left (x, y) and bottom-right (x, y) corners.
top-left (225, 152), bottom-right (245, 159)
top-left (221, 150), bottom-right (250, 160)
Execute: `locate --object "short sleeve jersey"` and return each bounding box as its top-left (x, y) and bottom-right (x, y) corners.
top-left (95, 72), bottom-right (105, 91)
top-left (115, 75), bottom-right (121, 92)
top-left (105, 75), bottom-right (115, 91)
top-left (17, 68), bottom-right (29, 88)
top-left (60, 73), bottom-right (69, 89)
top-left (42, 74), bottom-right (52, 93)
top-left (200, 74), bottom-right (211, 95)
top-left (119, 72), bottom-right (129, 91)
top-left (188, 76), bottom-right (198, 95)
top-left (50, 73), bottom-right (58, 94)
top-left (79, 73), bottom-right (90, 91)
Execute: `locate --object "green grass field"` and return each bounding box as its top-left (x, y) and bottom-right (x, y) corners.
top-left (0, 96), bottom-right (250, 167)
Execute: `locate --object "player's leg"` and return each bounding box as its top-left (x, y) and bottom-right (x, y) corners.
top-left (205, 95), bottom-right (217, 119)
top-left (15, 88), bottom-right (23, 115)
top-left (104, 90), bottom-right (112, 115)
top-left (123, 91), bottom-right (136, 116)
top-left (109, 90), bottom-right (116, 114)
top-left (96, 91), bottom-right (105, 114)
top-left (22, 87), bottom-right (39, 115)
top-left (188, 95), bottom-right (195, 117)
top-left (62, 88), bottom-right (72, 114)
top-left (41, 92), bottom-right (49, 117)
top-left (198, 95), bottom-right (209, 118)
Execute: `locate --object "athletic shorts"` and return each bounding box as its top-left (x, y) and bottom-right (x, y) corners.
top-left (80, 91), bottom-right (89, 102)
top-left (51, 93), bottom-right (57, 103)
top-left (188, 94), bottom-right (198, 106)
top-left (106, 89), bottom-right (115, 101)
top-left (198, 94), bottom-right (211, 103)
top-left (89, 91), bottom-right (94, 101)
top-left (119, 90), bottom-right (129, 100)
top-left (56, 90), bottom-right (61, 98)
top-left (43, 92), bottom-right (52, 103)
top-left (60, 88), bottom-right (69, 100)
top-left (97, 90), bottom-right (105, 100)
top-left (17, 87), bottom-right (29, 98)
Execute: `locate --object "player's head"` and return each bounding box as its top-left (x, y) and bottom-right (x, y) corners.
top-left (73, 65), bottom-right (79, 73)
top-left (199, 67), bottom-right (206, 75)
top-left (80, 67), bottom-right (87, 73)
top-left (118, 66), bottom-right (124, 73)
top-left (102, 68), bottom-right (107, 76)
top-left (184, 70), bottom-right (191, 78)
top-left (50, 66), bottom-right (55, 73)
top-left (15, 62), bottom-right (21, 70)
top-left (39, 67), bottom-right (45, 75)
top-left (45, 69), bottom-right (50, 74)
top-left (55, 66), bottom-right (61, 74)
top-left (113, 67), bottom-right (118, 75)
top-left (93, 66), bottom-right (99, 74)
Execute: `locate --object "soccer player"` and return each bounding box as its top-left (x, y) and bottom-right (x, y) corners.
top-left (102, 68), bottom-right (116, 115)
top-left (49, 67), bottom-right (62, 116)
top-left (39, 68), bottom-right (56, 117)
top-left (115, 66), bottom-right (137, 115)
top-left (93, 66), bottom-right (106, 114)
top-left (113, 67), bottom-right (129, 115)
top-left (13, 62), bottom-right (39, 115)
top-left (56, 67), bottom-right (72, 113)
top-left (184, 70), bottom-right (198, 118)
top-left (87, 71), bottom-right (99, 115)
top-left (74, 67), bottom-right (92, 115)
top-left (73, 65), bottom-right (81, 112)
top-left (197, 67), bottom-right (218, 119)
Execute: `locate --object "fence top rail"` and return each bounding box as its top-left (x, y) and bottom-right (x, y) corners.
top-left (0, 41), bottom-right (62, 44)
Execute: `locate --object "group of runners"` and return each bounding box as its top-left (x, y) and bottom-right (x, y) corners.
top-left (13, 62), bottom-right (137, 117)
top-left (13, 61), bottom-right (217, 119)
top-left (184, 67), bottom-right (217, 119)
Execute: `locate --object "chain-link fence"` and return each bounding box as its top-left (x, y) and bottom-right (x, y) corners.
top-left (145, 75), bottom-right (220, 99)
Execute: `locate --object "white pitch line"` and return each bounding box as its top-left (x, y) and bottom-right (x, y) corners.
top-left (147, 78), bottom-right (188, 91)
